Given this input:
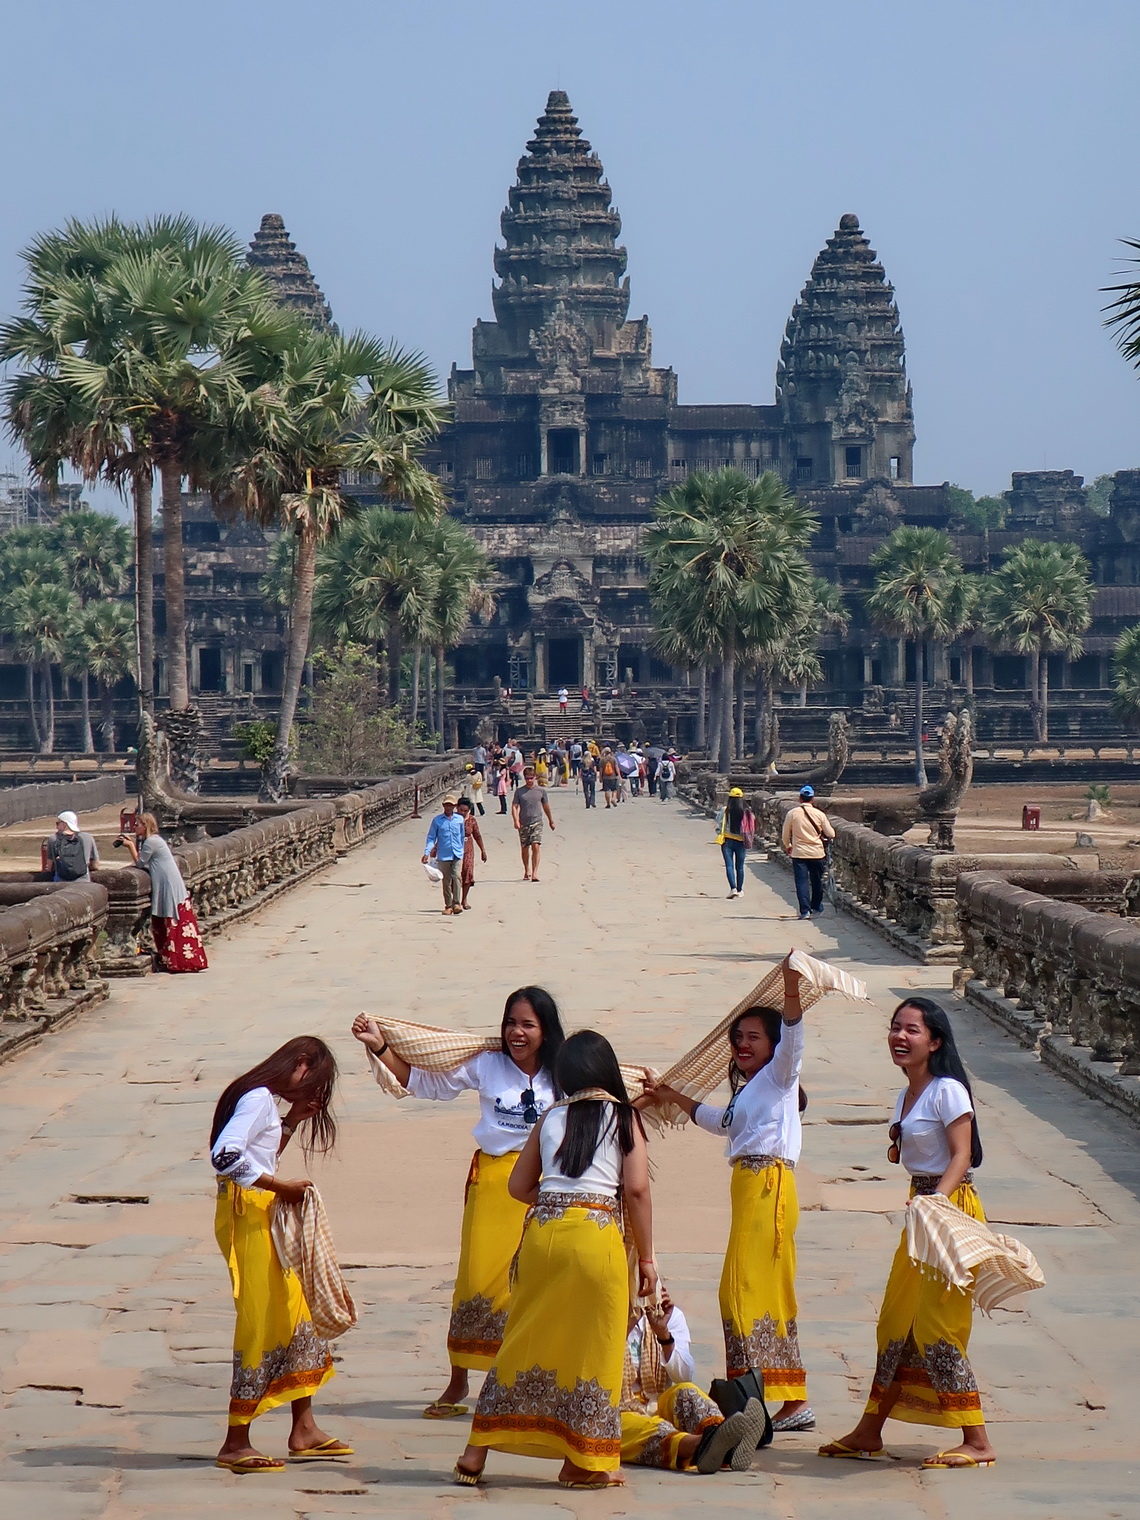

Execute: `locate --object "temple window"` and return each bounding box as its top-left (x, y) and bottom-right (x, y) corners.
top-left (889, 456), bottom-right (900, 480)
top-left (516, 454), bottom-right (534, 478)
top-left (845, 446), bottom-right (863, 479)
top-left (796, 457), bottom-right (814, 482)
top-left (475, 457), bottom-right (494, 479)
top-left (671, 458), bottom-right (687, 474)
top-left (591, 453), bottom-right (609, 475)
top-left (633, 459), bottom-right (654, 477)
top-left (548, 428), bottom-right (579, 474)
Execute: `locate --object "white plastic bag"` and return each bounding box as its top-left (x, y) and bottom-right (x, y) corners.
top-left (422, 860), bottom-right (443, 885)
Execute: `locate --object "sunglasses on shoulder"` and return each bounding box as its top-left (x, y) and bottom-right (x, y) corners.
top-left (887, 1122), bottom-right (901, 1164)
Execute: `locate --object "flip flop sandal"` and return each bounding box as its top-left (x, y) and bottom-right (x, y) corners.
top-left (772, 1405), bottom-right (816, 1432)
top-left (730, 1400), bottom-right (769, 1471)
top-left (923, 1451), bottom-right (996, 1469)
top-left (453, 1462), bottom-right (485, 1485)
top-left (695, 1411), bottom-right (749, 1474)
top-left (818, 1441), bottom-right (886, 1460)
top-left (215, 1455), bottom-right (286, 1474)
top-left (288, 1438), bottom-right (354, 1459)
top-left (558, 1475), bottom-right (624, 1489)
top-left (423, 1402), bottom-right (470, 1420)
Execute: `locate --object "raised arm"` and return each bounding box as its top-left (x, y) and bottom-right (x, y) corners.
top-left (351, 1014), bottom-right (413, 1088)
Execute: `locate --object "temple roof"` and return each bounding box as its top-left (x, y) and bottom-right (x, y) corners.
top-left (490, 90), bottom-right (631, 358)
top-left (247, 213), bottom-right (335, 332)
top-left (776, 214), bottom-right (909, 429)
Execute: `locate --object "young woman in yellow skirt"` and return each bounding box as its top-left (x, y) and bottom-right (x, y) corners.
top-left (352, 988), bottom-right (564, 1418)
top-left (820, 996), bottom-right (996, 1470)
top-left (455, 1030), bottom-right (657, 1491)
top-left (644, 953), bottom-right (813, 1432)
top-left (210, 1036), bottom-right (350, 1474)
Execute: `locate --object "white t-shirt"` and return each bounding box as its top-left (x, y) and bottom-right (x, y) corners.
top-left (693, 1019), bottom-right (804, 1164)
top-left (539, 1102), bottom-right (622, 1196)
top-left (406, 1051), bottom-right (555, 1157)
top-left (893, 1076), bottom-right (974, 1176)
top-left (211, 1087), bottom-right (280, 1189)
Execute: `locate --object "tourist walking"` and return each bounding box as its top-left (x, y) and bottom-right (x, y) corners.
top-left (42, 809), bottom-right (99, 881)
top-left (534, 749), bottom-right (549, 786)
top-left (718, 787), bottom-right (748, 899)
top-left (658, 753), bottom-right (676, 801)
top-left (456, 798), bottom-right (487, 910)
top-left (781, 785), bottom-right (835, 919)
top-left (641, 954), bottom-right (813, 1431)
top-left (462, 764), bottom-right (486, 815)
top-left (352, 990), bottom-right (565, 1420)
top-left (508, 743), bottom-right (525, 789)
top-left (116, 812), bottom-right (208, 972)
top-left (493, 759), bottom-right (510, 814)
top-left (455, 1030), bottom-right (657, 1490)
top-left (580, 685), bottom-right (590, 713)
top-left (599, 747), bottom-right (621, 807)
top-left (820, 998), bottom-right (997, 1470)
top-left (646, 745), bottom-right (662, 797)
top-left (423, 794), bottom-right (466, 915)
top-left (580, 749), bottom-right (597, 808)
top-left (512, 766), bottom-right (555, 881)
top-left (210, 1036), bottom-right (349, 1473)
top-left (548, 741), bottom-right (564, 786)
top-left (472, 741), bottom-right (487, 778)
top-left (558, 686), bottom-right (569, 715)
top-left (569, 738), bottom-right (582, 782)
top-left (619, 1285), bottom-right (767, 1474)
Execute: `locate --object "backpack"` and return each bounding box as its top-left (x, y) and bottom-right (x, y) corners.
top-left (54, 832), bottom-right (89, 881)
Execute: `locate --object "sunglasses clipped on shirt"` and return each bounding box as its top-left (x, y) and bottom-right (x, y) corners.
top-left (887, 1121), bottom-right (902, 1164)
top-left (521, 1088), bottom-right (539, 1125)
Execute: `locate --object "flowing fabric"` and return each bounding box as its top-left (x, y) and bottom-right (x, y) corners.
top-left (469, 1194), bottom-right (628, 1472)
top-left (720, 1158), bottom-right (805, 1398)
top-left (461, 814), bottom-right (484, 890)
top-left (906, 1192), bottom-right (1045, 1311)
top-left (620, 1383), bottom-right (724, 1470)
top-left (448, 1150), bottom-right (529, 1369)
top-left (214, 1181), bottom-right (334, 1424)
top-left (865, 1180), bottom-right (987, 1429)
top-left (152, 900), bottom-right (208, 972)
top-left (269, 1186), bottom-right (357, 1341)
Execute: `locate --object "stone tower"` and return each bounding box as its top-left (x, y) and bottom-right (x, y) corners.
top-left (246, 213), bottom-right (335, 331)
top-left (776, 213), bottom-right (914, 487)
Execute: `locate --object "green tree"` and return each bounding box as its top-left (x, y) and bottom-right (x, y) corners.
top-left (646, 469), bottom-right (816, 772)
top-left (983, 540), bottom-right (1095, 744)
top-left (1085, 474), bottom-right (1116, 517)
top-left (866, 526), bottom-right (965, 785)
top-left (1112, 624), bottom-right (1140, 721)
top-left (218, 327), bottom-right (447, 798)
top-left (3, 581), bottom-right (79, 752)
top-left (422, 516), bottom-right (494, 751)
top-left (0, 530), bottom-right (63, 748)
top-left (297, 643), bottom-right (415, 776)
top-left (66, 600), bottom-right (135, 751)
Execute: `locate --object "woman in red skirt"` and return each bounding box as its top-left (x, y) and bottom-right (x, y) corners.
top-left (118, 812), bottom-right (208, 972)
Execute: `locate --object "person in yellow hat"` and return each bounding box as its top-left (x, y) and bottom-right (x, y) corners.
top-left (718, 787), bottom-right (748, 899)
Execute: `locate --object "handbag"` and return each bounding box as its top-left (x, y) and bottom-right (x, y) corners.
top-left (708, 1369), bottom-right (774, 1449)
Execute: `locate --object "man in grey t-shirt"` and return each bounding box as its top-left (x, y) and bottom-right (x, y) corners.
top-left (511, 766), bottom-right (556, 882)
top-left (42, 810), bottom-right (99, 881)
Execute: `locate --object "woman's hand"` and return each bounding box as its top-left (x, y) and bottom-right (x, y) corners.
top-left (351, 1014), bottom-right (385, 1051)
top-left (637, 1259), bottom-right (659, 1301)
top-left (645, 1289), bottom-right (674, 1337)
top-left (480, 850), bottom-right (488, 863)
top-left (273, 1178), bottom-right (312, 1205)
top-left (283, 1097), bottom-right (320, 1130)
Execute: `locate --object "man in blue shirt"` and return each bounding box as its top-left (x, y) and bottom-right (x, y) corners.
top-left (423, 794), bottom-right (466, 915)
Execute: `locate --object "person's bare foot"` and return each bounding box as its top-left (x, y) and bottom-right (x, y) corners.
top-left (217, 1440), bottom-right (278, 1467)
top-left (557, 1459), bottom-right (624, 1488)
top-left (923, 1435), bottom-right (997, 1467)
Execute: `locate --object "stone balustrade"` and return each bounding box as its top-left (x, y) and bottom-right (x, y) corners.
top-left (956, 870), bottom-right (1140, 1121)
top-left (0, 882), bottom-right (108, 1058)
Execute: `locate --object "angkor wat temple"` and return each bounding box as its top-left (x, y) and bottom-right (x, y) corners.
top-left (3, 91), bottom-right (1138, 752)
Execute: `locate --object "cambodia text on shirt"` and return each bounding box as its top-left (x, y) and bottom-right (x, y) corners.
top-left (405, 1051), bottom-right (556, 1155)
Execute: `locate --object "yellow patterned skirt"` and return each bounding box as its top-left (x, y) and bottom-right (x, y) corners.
top-left (469, 1192), bottom-right (627, 1471)
top-left (621, 1382), bottom-right (725, 1469)
top-left (214, 1180), bottom-right (334, 1425)
top-left (864, 1178), bottom-right (985, 1428)
top-left (448, 1150), bottom-right (529, 1370)
top-left (720, 1157), bottom-right (806, 1401)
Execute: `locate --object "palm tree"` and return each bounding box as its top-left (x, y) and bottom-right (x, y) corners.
top-left (1112, 624), bottom-right (1140, 722)
top-left (1103, 238), bottom-right (1140, 367)
top-left (70, 600), bottom-right (136, 751)
top-left (866, 526), bottom-right (965, 785)
top-left (219, 328), bottom-right (447, 798)
top-left (0, 532), bottom-right (63, 748)
top-left (54, 509), bottom-right (131, 602)
top-left (646, 469), bottom-right (816, 772)
top-left (4, 582), bottom-right (79, 752)
top-left (421, 516), bottom-right (494, 750)
top-left (983, 540), bottom-right (1094, 744)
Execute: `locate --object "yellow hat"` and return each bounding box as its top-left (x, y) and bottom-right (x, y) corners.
top-left (728, 786), bottom-right (744, 797)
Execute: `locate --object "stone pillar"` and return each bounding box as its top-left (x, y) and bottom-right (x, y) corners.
top-left (930, 641), bottom-right (948, 683)
top-left (977, 649), bottom-right (995, 689)
top-left (862, 649), bottom-right (874, 685)
top-left (533, 633), bottom-right (547, 692)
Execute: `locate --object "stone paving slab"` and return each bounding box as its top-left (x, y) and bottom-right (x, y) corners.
top-left (0, 788), bottom-right (1137, 1517)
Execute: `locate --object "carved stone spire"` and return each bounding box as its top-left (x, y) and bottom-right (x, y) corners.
top-left (776, 214), bottom-right (913, 480)
top-left (246, 213), bottom-right (334, 331)
top-left (491, 90), bottom-right (630, 358)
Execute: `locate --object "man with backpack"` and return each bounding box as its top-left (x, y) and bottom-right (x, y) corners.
top-left (781, 785), bottom-right (835, 920)
top-left (42, 810), bottom-right (99, 882)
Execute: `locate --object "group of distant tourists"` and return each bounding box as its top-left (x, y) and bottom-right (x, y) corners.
top-left (208, 949), bottom-right (1029, 1481)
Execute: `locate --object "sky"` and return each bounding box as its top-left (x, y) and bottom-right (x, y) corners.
top-left (2, 0), bottom-right (1138, 507)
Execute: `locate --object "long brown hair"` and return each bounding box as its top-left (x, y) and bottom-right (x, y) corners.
top-left (727, 1006), bottom-right (808, 1114)
top-left (210, 1036), bottom-right (338, 1156)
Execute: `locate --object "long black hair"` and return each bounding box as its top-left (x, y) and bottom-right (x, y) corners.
top-left (553, 1030), bottom-right (643, 1178)
top-left (210, 1036), bottom-right (338, 1157)
top-left (892, 997), bottom-right (983, 1167)
top-left (501, 986), bottom-right (564, 1082)
top-left (728, 1006), bottom-right (808, 1113)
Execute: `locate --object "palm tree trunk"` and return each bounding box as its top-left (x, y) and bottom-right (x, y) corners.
top-left (134, 469), bottom-right (155, 717)
top-left (963, 639), bottom-right (975, 698)
top-left (752, 671), bottom-right (765, 760)
top-left (1038, 645), bottom-right (1049, 744)
top-left (718, 641), bottom-right (736, 774)
top-left (1028, 648), bottom-right (1043, 743)
top-left (42, 658), bottom-right (56, 754)
top-left (734, 665), bottom-right (746, 760)
top-left (99, 682), bottom-right (116, 752)
top-left (411, 645), bottom-right (422, 726)
top-left (798, 677), bottom-right (808, 708)
top-left (696, 663), bottom-right (707, 748)
top-left (913, 638), bottom-right (927, 788)
top-left (79, 671), bottom-right (94, 753)
top-left (436, 646), bottom-right (446, 752)
top-left (386, 615), bottom-right (402, 707)
top-left (25, 663), bottom-right (42, 750)
top-left (262, 525), bottom-right (316, 802)
top-left (160, 462), bottom-right (189, 710)
top-left (707, 666), bottom-right (722, 761)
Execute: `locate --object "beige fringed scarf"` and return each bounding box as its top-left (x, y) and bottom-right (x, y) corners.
top-left (906, 1193), bottom-right (1046, 1312)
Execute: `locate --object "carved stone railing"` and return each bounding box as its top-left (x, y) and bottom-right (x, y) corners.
top-left (956, 870), bottom-right (1140, 1122)
top-left (97, 757), bottom-right (465, 974)
top-left (754, 795), bottom-right (1075, 963)
top-left (0, 882), bottom-right (108, 1059)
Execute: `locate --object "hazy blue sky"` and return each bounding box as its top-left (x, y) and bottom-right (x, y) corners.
top-left (2, 0), bottom-right (1138, 503)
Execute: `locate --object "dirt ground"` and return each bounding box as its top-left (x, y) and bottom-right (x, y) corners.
top-left (0, 803), bottom-right (134, 873)
top-left (896, 782), bottom-right (1140, 869)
